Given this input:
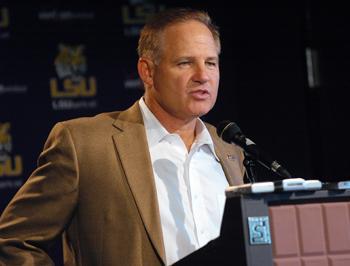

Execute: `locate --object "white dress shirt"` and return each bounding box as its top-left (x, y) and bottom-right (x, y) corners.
top-left (139, 98), bottom-right (229, 265)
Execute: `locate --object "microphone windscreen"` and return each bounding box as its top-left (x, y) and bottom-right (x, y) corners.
top-left (216, 120), bottom-right (242, 143)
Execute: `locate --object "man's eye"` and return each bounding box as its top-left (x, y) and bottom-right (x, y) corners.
top-left (206, 61), bottom-right (217, 67)
top-left (178, 61), bottom-right (190, 65)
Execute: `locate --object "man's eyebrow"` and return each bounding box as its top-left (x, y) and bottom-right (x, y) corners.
top-left (176, 56), bottom-right (194, 60)
top-left (206, 56), bottom-right (219, 61)
top-left (174, 56), bottom-right (219, 61)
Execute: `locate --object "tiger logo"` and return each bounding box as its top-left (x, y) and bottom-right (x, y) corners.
top-left (0, 123), bottom-right (12, 162)
top-left (0, 7), bottom-right (10, 29)
top-left (54, 44), bottom-right (87, 81)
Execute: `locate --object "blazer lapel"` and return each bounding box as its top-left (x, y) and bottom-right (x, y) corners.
top-left (112, 102), bottom-right (166, 263)
top-left (208, 125), bottom-right (245, 186)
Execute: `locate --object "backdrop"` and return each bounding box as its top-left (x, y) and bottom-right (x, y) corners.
top-left (1, 0), bottom-right (349, 226)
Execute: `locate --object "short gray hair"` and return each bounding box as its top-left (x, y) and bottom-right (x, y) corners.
top-left (137, 8), bottom-right (221, 63)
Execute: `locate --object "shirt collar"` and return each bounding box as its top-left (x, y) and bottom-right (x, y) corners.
top-left (139, 97), bottom-right (169, 147)
top-left (194, 119), bottom-right (219, 160)
top-left (138, 97), bottom-right (219, 160)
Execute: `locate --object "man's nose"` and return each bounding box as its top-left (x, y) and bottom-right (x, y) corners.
top-left (192, 64), bottom-right (210, 84)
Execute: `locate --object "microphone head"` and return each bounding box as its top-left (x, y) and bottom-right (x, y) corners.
top-left (216, 120), bottom-right (243, 144)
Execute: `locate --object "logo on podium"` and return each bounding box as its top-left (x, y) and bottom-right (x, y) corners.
top-left (248, 216), bottom-right (271, 245)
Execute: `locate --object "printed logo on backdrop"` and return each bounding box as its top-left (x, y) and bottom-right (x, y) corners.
top-left (38, 9), bottom-right (95, 21)
top-left (0, 7), bottom-right (10, 39)
top-left (123, 70), bottom-right (143, 91)
top-left (121, 0), bottom-right (165, 37)
top-left (0, 83), bottom-right (28, 95)
top-left (0, 123), bottom-right (23, 189)
top-left (0, 7), bottom-right (27, 96)
top-left (121, 1), bottom-right (165, 90)
top-left (49, 44), bottom-right (98, 110)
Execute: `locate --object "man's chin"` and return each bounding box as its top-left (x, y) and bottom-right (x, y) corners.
top-left (191, 109), bottom-right (211, 119)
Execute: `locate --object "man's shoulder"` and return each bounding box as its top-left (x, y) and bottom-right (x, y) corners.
top-left (60, 100), bottom-right (141, 130)
top-left (46, 111), bottom-right (123, 142)
top-left (62, 111), bottom-right (121, 127)
top-left (48, 100), bottom-right (142, 138)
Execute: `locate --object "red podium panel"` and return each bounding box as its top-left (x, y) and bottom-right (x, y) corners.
top-left (270, 202), bottom-right (350, 266)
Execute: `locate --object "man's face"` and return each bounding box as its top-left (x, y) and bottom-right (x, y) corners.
top-left (145, 20), bottom-right (220, 122)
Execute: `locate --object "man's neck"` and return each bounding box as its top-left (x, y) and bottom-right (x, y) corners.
top-left (156, 113), bottom-right (197, 152)
top-left (173, 123), bottom-right (197, 152)
top-left (144, 97), bottom-right (197, 151)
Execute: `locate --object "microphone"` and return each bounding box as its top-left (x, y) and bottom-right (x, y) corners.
top-left (217, 120), bottom-right (292, 179)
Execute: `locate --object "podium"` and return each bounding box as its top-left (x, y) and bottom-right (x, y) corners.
top-left (174, 189), bottom-right (350, 266)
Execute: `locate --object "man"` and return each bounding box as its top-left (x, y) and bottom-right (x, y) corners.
top-left (0, 8), bottom-right (244, 266)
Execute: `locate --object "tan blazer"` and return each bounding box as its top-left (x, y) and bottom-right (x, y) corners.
top-left (0, 101), bottom-right (244, 266)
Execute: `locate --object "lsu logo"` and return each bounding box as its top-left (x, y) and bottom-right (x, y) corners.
top-left (0, 123), bottom-right (23, 177)
top-left (0, 7), bottom-right (9, 29)
top-left (121, 4), bottom-right (164, 25)
top-left (0, 123), bottom-right (11, 161)
top-left (50, 44), bottom-right (97, 98)
top-left (121, 3), bottom-right (165, 37)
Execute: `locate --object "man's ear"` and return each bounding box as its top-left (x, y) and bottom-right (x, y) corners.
top-left (137, 58), bottom-right (155, 87)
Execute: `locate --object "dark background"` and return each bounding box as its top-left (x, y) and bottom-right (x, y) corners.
top-left (1, 1), bottom-right (349, 264)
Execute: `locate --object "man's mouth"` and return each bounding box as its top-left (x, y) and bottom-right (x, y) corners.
top-left (190, 89), bottom-right (210, 100)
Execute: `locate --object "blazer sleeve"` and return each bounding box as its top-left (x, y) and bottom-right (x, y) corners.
top-left (0, 122), bottom-right (79, 266)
